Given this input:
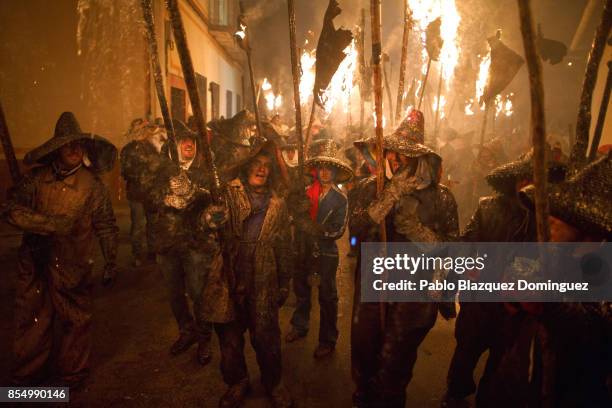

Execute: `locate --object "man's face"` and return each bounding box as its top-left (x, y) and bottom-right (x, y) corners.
top-left (318, 165), bottom-right (334, 184)
top-left (59, 140), bottom-right (84, 169)
top-left (179, 137), bottom-right (196, 160)
top-left (385, 150), bottom-right (410, 174)
top-left (549, 216), bottom-right (580, 242)
top-left (248, 154), bottom-right (271, 187)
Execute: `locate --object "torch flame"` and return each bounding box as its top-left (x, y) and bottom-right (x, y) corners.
top-left (433, 95), bottom-right (447, 119)
top-left (494, 93), bottom-right (514, 118)
top-left (299, 47), bottom-right (316, 106)
top-left (262, 77), bottom-right (272, 91)
top-left (475, 52), bottom-right (491, 108)
top-left (409, 0), bottom-right (461, 87)
top-left (320, 41), bottom-right (358, 116)
top-left (464, 99), bottom-right (475, 116)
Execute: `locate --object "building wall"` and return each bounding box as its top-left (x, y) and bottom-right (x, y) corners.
top-left (0, 0), bottom-right (244, 203)
top-left (156, 0), bottom-right (244, 123)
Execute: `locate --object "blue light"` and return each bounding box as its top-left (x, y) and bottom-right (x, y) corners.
top-left (350, 236), bottom-right (357, 247)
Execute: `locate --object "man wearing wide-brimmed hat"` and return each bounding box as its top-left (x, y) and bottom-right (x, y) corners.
top-left (286, 139), bottom-right (352, 359)
top-left (3, 112), bottom-right (118, 388)
top-left (145, 120), bottom-right (223, 366)
top-left (442, 146), bottom-right (568, 407)
top-left (119, 118), bottom-right (167, 266)
top-left (199, 140), bottom-right (293, 408)
top-left (349, 109), bottom-right (459, 407)
top-left (477, 154), bottom-right (612, 407)
top-left (208, 109), bottom-right (254, 179)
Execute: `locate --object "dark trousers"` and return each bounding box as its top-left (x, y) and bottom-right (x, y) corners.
top-left (214, 298), bottom-right (282, 391)
top-left (351, 301), bottom-right (436, 408)
top-left (446, 302), bottom-right (499, 399)
top-left (290, 253), bottom-right (339, 345)
top-left (158, 248), bottom-right (212, 342)
top-left (128, 200), bottom-right (153, 258)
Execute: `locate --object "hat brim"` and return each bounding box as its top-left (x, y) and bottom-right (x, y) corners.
top-left (306, 156), bottom-right (353, 183)
top-left (487, 153), bottom-right (568, 194)
top-left (24, 133), bottom-right (117, 172)
top-left (383, 136), bottom-right (441, 160)
top-left (519, 184), bottom-right (611, 237)
top-left (221, 140), bottom-right (280, 181)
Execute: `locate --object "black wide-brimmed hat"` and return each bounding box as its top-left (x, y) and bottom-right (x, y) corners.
top-left (172, 119), bottom-right (197, 141)
top-left (519, 153), bottom-right (612, 237)
top-left (24, 111), bottom-right (117, 172)
top-left (306, 139), bottom-right (353, 183)
top-left (207, 110), bottom-right (254, 147)
top-left (486, 146), bottom-right (567, 194)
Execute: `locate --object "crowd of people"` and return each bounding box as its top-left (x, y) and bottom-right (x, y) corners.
top-left (2, 107), bottom-right (610, 408)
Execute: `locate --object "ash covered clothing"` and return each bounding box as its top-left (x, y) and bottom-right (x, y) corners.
top-left (146, 153), bottom-right (229, 326)
top-left (120, 139), bottom-right (163, 202)
top-left (350, 175), bottom-right (458, 407)
top-left (446, 193), bottom-right (536, 403)
top-left (291, 185), bottom-right (347, 345)
top-left (212, 178), bottom-right (292, 389)
top-left (127, 200), bottom-right (154, 259)
top-left (532, 302), bottom-right (612, 407)
top-left (158, 248), bottom-right (213, 342)
top-left (462, 194), bottom-right (534, 243)
top-left (4, 165), bottom-right (118, 385)
top-left (120, 139), bottom-right (162, 258)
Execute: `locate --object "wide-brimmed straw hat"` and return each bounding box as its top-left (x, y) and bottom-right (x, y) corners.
top-left (306, 139), bottom-right (353, 183)
top-left (519, 153), bottom-right (612, 237)
top-left (24, 111), bottom-right (117, 172)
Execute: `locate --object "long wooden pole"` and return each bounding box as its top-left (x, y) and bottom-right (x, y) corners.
top-left (359, 9), bottom-right (366, 132)
top-left (382, 54), bottom-right (394, 127)
top-left (588, 60), bottom-right (611, 161)
top-left (304, 102), bottom-right (317, 156)
top-left (517, 0), bottom-right (549, 242)
top-left (141, 0), bottom-right (177, 161)
top-left (370, 0), bottom-right (386, 238)
top-left (0, 101), bottom-right (20, 183)
top-left (417, 58), bottom-right (432, 110)
top-left (569, 0), bottom-right (612, 173)
top-left (370, 0), bottom-right (387, 332)
top-left (395, 0), bottom-right (411, 123)
top-left (166, 0), bottom-right (221, 198)
top-left (433, 64), bottom-right (444, 147)
top-left (479, 103), bottom-right (490, 147)
top-left (288, 0), bottom-right (305, 183)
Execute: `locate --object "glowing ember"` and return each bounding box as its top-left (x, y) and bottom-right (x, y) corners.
top-left (494, 93), bottom-right (514, 118)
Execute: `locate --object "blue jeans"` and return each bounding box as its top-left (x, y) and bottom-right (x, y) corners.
top-left (158, 248), bottom-right (212, 342)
